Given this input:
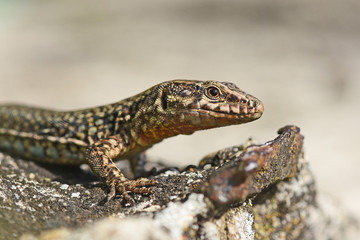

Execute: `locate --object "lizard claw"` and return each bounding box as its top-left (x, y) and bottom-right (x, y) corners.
top-left (107, 178), bottom-right (158, 205)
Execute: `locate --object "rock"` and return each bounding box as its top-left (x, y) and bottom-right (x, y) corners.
top-left (0, 126), bottom-right (358, 240)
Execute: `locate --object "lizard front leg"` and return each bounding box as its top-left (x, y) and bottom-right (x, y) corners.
top-left (86, 136), bottom-right (157, 205)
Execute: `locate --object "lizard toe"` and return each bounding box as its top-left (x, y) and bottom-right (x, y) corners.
top-left (111, 178), bottom-right (157, 204)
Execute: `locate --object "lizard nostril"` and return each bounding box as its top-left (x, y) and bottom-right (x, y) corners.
top-left (248, 100), bottom-right (257, 107)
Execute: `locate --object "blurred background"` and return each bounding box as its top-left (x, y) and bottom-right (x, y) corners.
top-left (0, 0), bottom-right (359, 218)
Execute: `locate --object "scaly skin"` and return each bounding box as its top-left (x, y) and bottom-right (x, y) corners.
top-left (0, 80), bottom-right (264, 204)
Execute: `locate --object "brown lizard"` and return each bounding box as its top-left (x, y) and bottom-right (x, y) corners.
top-left (0, 80), bottom-right (264, 204)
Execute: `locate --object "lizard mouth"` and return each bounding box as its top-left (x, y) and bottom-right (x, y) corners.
top-left (180, 99), bottom-right (264, 126)
top-left (187, 97), bottom-right (263, 118)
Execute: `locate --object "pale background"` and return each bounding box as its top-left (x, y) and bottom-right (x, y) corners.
top-left (0, 0), bottom-right (359, 219)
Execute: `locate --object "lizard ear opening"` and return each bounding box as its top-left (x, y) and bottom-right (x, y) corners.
top-left (161, 92), bottom-right (168, 111)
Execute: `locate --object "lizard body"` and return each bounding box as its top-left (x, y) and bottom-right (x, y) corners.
top-left (0, 80), bottom-right (264, 204)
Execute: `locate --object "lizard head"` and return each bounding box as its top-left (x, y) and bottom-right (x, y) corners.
top-left (158, 80), bottom-right (263, 127)
top-left (132, 80), bottom-right (264, 146)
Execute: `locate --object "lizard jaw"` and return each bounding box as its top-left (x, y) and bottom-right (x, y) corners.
top-left (185, 97), bottom-right (264, 121)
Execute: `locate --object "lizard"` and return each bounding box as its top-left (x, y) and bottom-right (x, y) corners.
top-left (0, 79), bottom-right (264, 205)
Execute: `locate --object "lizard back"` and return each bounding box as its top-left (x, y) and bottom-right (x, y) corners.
top-left (0, 104), bottom-right (119, 164)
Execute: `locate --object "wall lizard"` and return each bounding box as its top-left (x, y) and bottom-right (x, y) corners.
top-left (0, 80), bottom-right (264, 204)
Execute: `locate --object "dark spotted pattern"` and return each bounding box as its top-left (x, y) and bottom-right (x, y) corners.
top-left (0, 79), bottom-right (264, 204)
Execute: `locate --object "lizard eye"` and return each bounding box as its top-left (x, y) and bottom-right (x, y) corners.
top-left (206, 87), bottom-right (220, 99)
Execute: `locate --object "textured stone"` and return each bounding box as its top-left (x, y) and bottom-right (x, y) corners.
top-left (0, 126), bottom-right (358, 240)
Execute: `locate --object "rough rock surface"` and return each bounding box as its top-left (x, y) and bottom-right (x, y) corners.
top-left (0, 126), bottom-right (358, 240)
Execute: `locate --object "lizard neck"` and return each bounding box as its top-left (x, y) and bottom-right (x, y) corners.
top-left (125, 94), bottom-right (204, 147)
top-left (131, 112), bottom-right (197, 147)
top-left (124, 84), bottom-right (184, 147)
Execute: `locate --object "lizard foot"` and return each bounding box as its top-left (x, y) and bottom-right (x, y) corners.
top-left (107, 178), bottom-right (158, 205)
